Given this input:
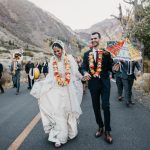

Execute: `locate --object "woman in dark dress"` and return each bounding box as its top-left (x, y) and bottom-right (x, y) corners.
top-left (76, 56), bottom-right (86, 94)
top-left (42, 60), bottom-right (48, 77)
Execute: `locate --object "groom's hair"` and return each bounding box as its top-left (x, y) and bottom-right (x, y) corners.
top-left (91, 32), bottom-right (101, 39)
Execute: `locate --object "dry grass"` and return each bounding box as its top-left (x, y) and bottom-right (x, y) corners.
top-left (134, 76), bottom-right (143, 90)
top-left (1, 67), bottom-right (28, 89)
top-left (144, 60), bottom-right (150, 73)
top-left (134, 73), bottom-right (150, 94)
top-left (23, 51), bottom-right (34, 57)
top-left (1, 68), bottom-right (12, 88)
top-left (143, 75), bottom-right (150, 93)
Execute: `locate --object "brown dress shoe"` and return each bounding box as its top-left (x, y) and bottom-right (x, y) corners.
top-left (105, 131), bottom-right (113, 144)
top-left (95, 128), bottom-right (103, 138)
top-left (118, 96), bottom-right (123, 101)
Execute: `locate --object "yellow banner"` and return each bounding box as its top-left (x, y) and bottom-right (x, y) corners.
top-left (126, 39), bottom-right (142, 61)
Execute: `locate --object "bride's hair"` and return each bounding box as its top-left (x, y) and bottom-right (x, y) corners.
top-left (52, 43), bottom-right (63, 50)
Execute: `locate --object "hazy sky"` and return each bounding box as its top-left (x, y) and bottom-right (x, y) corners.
top-left (28, 0), bottom-right (129, 30)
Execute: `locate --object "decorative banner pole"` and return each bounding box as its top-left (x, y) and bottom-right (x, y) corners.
top-left (106, 38), bottom-right (142, 61)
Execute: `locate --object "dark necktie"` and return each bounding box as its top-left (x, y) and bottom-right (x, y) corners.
top-left (128, 61), bottom-right (130, 73)
top-left (128, 61), bottom-right (133, 75)
top-left (96, 50), bottom-right (98, 63)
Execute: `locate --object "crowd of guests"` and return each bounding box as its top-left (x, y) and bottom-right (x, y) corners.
top-left (113, 59), bottom-right (141, 107)
top-left (24, 60), bottom-right (49, 91)
top-left (0, 59), bottom-right (49, 95)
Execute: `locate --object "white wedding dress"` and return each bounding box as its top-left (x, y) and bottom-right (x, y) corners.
top-left (30, 55), bottom-right (83, 145)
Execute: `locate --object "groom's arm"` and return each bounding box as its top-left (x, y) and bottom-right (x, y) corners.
top-left (82, 52), bottom-right (89, 75)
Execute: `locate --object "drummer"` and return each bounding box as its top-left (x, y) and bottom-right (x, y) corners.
top-left (25, 60), bottom-right (35, 89)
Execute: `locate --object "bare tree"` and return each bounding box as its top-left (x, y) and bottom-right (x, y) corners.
top-left (102, 29), bottom-right (112, 40)
top-left (111, 3), bottom-right (132, 36)
top-left (123, 0), bottom-right (144, 22)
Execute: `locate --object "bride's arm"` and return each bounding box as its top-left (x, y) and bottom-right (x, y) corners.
top-left (69, 55), bottom-right (83, 80)
top-left (44, 57), bottom-right (55, 83)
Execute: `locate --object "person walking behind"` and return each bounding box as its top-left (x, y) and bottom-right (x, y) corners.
top-left (0, 63), bottom-right (4, 93)
top-left (112, 60), bottom-right (123, 101)
top-left (10, 55), bottom-right (22, 95)
top-left (25, 60), bottom-right (34, 89)
top-left (25, 60), bottom-right (31, 89)
top-left (42, 60), bottom-right (48, 77)
top-left (29, 62), bottom-right (35, 89)
top-left (121, 60), bottom-right (141, 107)
top-left (36, 62), bottom-right (42, 73)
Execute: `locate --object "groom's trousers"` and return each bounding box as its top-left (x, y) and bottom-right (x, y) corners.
top-left (89, 77), bottom-right (111, 131)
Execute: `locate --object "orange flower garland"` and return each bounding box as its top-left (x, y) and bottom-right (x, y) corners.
top-left (88, 50), bottom-right (103, 77)
top-left (52, 55), bottom-right (71, 86)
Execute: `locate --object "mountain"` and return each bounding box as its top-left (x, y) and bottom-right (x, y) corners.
top-left (0, 0), bottom-right (82, 55)
top-left (76, 18), bottom-right (123, 44)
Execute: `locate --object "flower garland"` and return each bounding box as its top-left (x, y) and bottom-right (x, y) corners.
top-left (52, 55), bottom-right (71, 86)
top-left (88, 50), bottom-right (103, 77)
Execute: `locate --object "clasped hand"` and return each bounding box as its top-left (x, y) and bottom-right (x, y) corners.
top-left (82, 72), bottom-right (91, 81)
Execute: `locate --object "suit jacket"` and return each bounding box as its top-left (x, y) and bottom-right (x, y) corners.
top-left (113, 60), bottom-right (122, 78)
top-left (0, 63), bottom-right (3, 73)
top-left (121, 61), bottom-right (141, 80)
top-left (0, 63), bottom-right (3, 78)
top-left (42, 62), bottom-right (48, 73)
top-left (82, 49), bottom-right (113, 89)
top-left (25, 63), bottom-right (31, 74)
top-left (25, 63), bottom-right (34, 74)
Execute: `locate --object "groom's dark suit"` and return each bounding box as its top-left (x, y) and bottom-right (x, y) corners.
top-left (82, 49), bottom-right (113, 131)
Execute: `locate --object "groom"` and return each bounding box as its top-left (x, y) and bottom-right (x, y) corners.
top-left (82, 32), bottom-right (113, 144)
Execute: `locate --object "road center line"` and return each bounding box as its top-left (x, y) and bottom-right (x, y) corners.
top-left (7, 113), bottom-right (41, 150)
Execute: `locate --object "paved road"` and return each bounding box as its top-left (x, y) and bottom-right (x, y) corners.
top-left (0, 84), bottom-right (39, 150)
top-left (0, 82), bottom-right (150, 150)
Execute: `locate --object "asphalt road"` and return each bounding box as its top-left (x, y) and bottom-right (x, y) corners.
top-left (0, 82), bottom-right (150, 150)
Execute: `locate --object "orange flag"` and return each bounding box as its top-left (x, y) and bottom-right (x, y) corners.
top-left (106, 40), bottom-right (124, 57)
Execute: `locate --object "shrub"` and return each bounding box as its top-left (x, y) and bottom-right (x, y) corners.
top-left (23, 51), bottom-right (34, 57)
top-left (143, 75), bottom-right (150, 93)
top-left (144, 60), bottom-right (150, 73)
top-left (1, 68), bottom-right (11, 87)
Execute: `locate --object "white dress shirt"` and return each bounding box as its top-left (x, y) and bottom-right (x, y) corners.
top-left (92, 48), bottom-right (100, 78)
top-left (92, 48), bottom-right (97, 62)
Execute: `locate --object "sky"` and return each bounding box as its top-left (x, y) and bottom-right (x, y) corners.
top-left (28, 0), bottom-right (130, 30)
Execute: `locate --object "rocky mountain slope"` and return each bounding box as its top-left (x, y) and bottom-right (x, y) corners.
top-left (0, 0), bottom-right (82, 56)
top-left (0, 0), bottom-right (123, 66)
top-left (76, 18), bottom-right (123, 44)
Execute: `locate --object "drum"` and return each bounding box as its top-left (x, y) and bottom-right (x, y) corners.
top-left (29, 68), bottom-right (40, 80)
top-left (34, 68), bottom-right (40, 79)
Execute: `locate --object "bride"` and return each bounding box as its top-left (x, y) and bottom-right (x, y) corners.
top-left (30, 40), bottom-right (83, 148)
